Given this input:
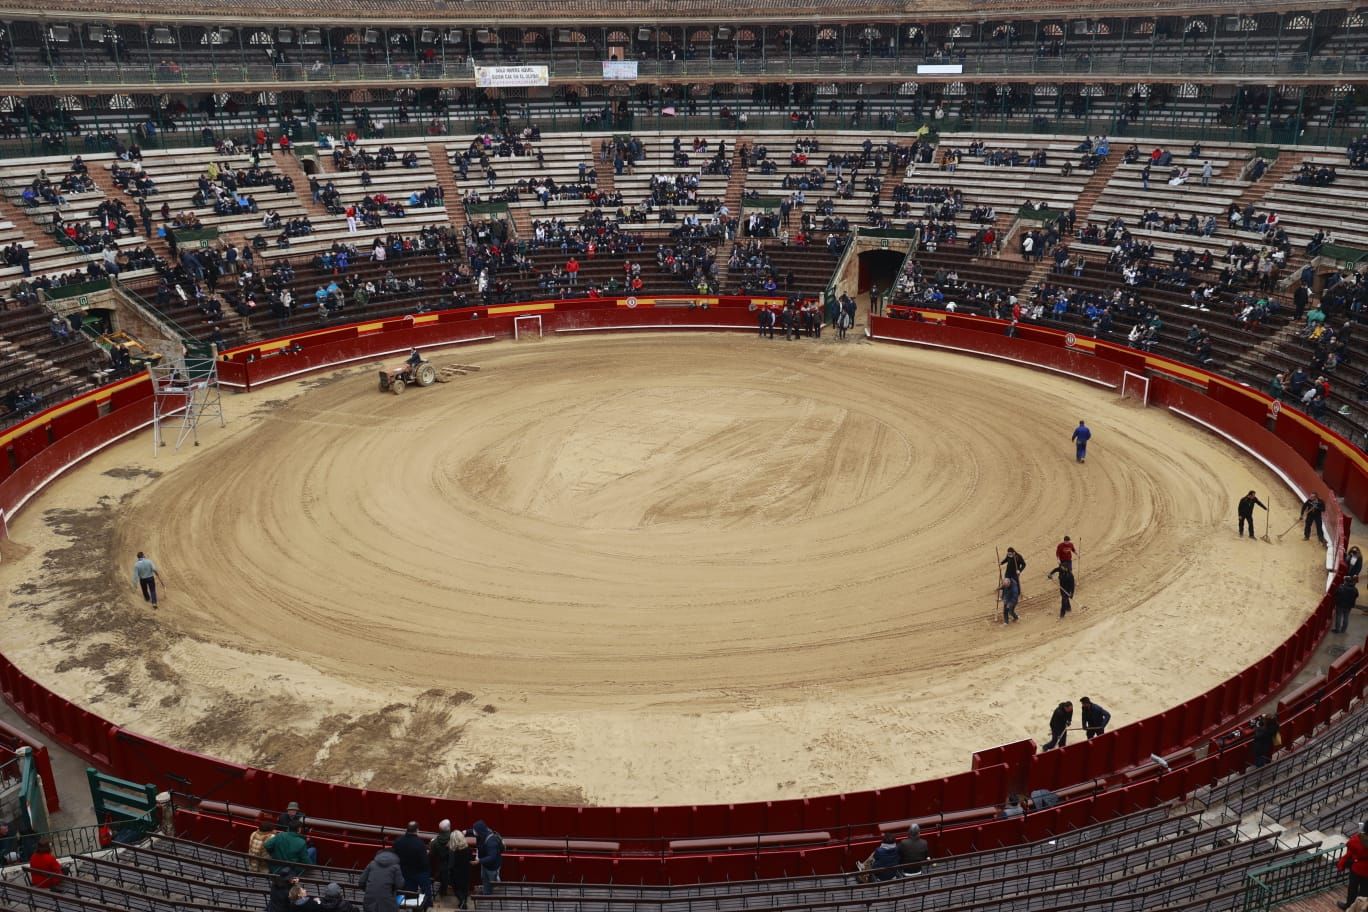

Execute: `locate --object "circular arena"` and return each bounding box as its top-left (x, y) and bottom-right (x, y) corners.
top-left (0, 3), bottom-right (1364, 903)
top-left (0, 330), bottom-right (1324, 807)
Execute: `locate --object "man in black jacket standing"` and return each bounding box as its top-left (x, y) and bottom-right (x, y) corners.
top-left (1238, 491), bottom-right (1267, 539)
top-left (392, 821), bottom-right (432, 909)
top-left (1047, 563), bottom-right (1076, 619)
top-left (1334, 575), bottom-right (1359, 634)
top-left (1081, 697), bottom-right (1111, 739)
top-left (1043, 701), bottom-right (1072, 750)
top-left (1301, 494), bottom-right (1327, 544)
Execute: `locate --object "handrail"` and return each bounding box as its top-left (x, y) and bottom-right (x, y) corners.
top-left (1241, 843), bottom-right (1343, 912)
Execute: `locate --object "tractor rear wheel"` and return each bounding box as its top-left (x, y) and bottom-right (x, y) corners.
top-left (415, 363), bottom-right (437, 387)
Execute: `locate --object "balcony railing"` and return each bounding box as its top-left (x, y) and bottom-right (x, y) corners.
top-left (0, 50), bottom-right (1363, 89)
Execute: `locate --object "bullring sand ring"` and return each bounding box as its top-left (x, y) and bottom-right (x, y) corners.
top-left (0, 333), bottom-right (1324, 806)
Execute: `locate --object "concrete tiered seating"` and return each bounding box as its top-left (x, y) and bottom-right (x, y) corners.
top-left (1081, 143), bottom-right (1252, 262)
top-left (124, 148), bottom-right (308, 242)
top-left (322, 140), bottom-right (443, 213)
top-left (901, 134), bottom-right (1094, 216)
top-left (612, 135), bottom-right (732, 228)
top-left (741, 131), bottom-right (899, 232)
top-left (1261, 158), bottom-right (1368, 250)
top-left (0, 154), bottom-right (150, 288)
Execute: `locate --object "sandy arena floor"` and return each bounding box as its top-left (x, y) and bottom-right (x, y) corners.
top-left (0, 333), bottom-right (1326, 807)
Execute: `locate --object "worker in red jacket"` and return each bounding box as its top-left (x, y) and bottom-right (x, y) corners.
top-left (28, 839), bottom-right (63, 890)
top-left (1338, 822), bottom-right (1368, 910)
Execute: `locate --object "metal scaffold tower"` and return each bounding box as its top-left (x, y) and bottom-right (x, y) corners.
top-left (149, 341), bottom-right (225, 452)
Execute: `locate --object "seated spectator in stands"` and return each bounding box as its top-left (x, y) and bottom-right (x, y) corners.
top-left (1029, 788), bottom-right (1061, 810)
top-left (28, 838), bottom-right (63, 890)
top-left (896, 824), bottom-right (929, 875)
top-left (318, 883), bottom-right (355, 912)
top-left (1001, 794), bottom-right (1025, 819)
top-left (269, 874), bottom-right (297, 912)
top-left (870, 833), bottom-right (901, 881)
top-left (287, 882), bottom-right (320, 910)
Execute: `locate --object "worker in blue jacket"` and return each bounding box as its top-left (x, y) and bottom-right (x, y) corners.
top-left (1071, 420), bottom-right (1092, 463)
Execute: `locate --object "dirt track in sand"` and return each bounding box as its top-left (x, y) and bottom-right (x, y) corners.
top-left (0, 333), bottom-right (1325, 806)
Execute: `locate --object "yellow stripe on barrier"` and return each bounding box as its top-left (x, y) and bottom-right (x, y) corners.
top-left (0, 373), bottom-right (148, 449)
top-left (488, 302), bottom-right (556, 316)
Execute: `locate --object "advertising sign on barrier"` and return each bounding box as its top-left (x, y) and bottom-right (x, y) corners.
top-left (474, 65), bottom-right (549, 87)
top-left (602, 60), bottom-right (638, 80)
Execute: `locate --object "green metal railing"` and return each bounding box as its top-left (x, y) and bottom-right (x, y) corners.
top-left (87, 767), bottom-right (158, 826)
top-left (34, 813), bottom-right (154, 858)
top-left (1241, 844), bottom-right (1343, 912)
top-left (19, 755), bottom-right (47, 836)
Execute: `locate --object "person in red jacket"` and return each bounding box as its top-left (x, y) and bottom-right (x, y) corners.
top-left (28, 839), bottom-right (63, 890)
top-left (1338, 823), bottom-right (1368, 910)
top-left (1055, 536), bottom-right (1078, 571)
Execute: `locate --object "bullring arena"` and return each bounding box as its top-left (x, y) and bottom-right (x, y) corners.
top-left (0, 0), bottom-right (1363, 904)
top-left (0, 331), bottom-right (1326, 807)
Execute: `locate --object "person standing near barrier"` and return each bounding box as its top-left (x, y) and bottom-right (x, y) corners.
top-left (1336, 822), bottom-right (1368, 910)
top-left (1071, 420), bottom-right (1092, 464)
top-left (1302, 494), bottom-right (1328, 544)
top-left (471, 821), bottom-right (503, 896)
top-left (359, 843), bottom-right (404, 912)
top-left (1080, 697), bottom-right (1111, 739)
top-left (131, 551), bottom-right (164, 608)
top-left (392, 821), bottom-right (432, 910)
top-left (1043, 701), bottom-right (1073, 750)
top-left (1238, 491), bottom-right (1267, 539)
top-left (1334, 575), bottom-right (1360, 635)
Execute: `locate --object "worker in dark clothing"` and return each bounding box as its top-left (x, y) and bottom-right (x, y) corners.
top-left (1080, 697), bottom-right (1111, 739)
top-left (392, 822), bottom-right (432, 910)
top-left (1301, 494), bottom-right (1327, 544)
top-left (1250, 713), bottom-right (1280, 768)
top-left (1334, 575), bottom-right (1359, 634)
top-left (1043, 701), bottom-right (1073, 750)
top-left (1237, 491), bottom-right (1267, 539)
top-left (1000, 548), bottom-right (1026, 583)
top-left (1047, 563), bottom-right (1076, 618)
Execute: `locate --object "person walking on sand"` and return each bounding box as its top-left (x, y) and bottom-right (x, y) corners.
top-left (1055, 536), bottom-right (1077, 571)
top-left (132, 551), bottom-right (164, 607)
top-left (1047, 562), bottom-right (1076, 618)
top-left (1071, 420), bottom-right (1091, 463)
top-left (999, 575), bottom-right (1021, 624)
top-left (1238, 491), bottom-right (1267, 539)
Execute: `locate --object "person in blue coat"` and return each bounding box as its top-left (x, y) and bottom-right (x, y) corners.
top-left (871, 834), bottom-right (901, 881)
top-left (471, 821), bottom-right (503, 896)
top-left (1071, 420), bottom-right (1092, 463)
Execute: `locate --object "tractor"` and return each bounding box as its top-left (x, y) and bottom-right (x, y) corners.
top-left (378, 359), bottom-right (437, 395)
